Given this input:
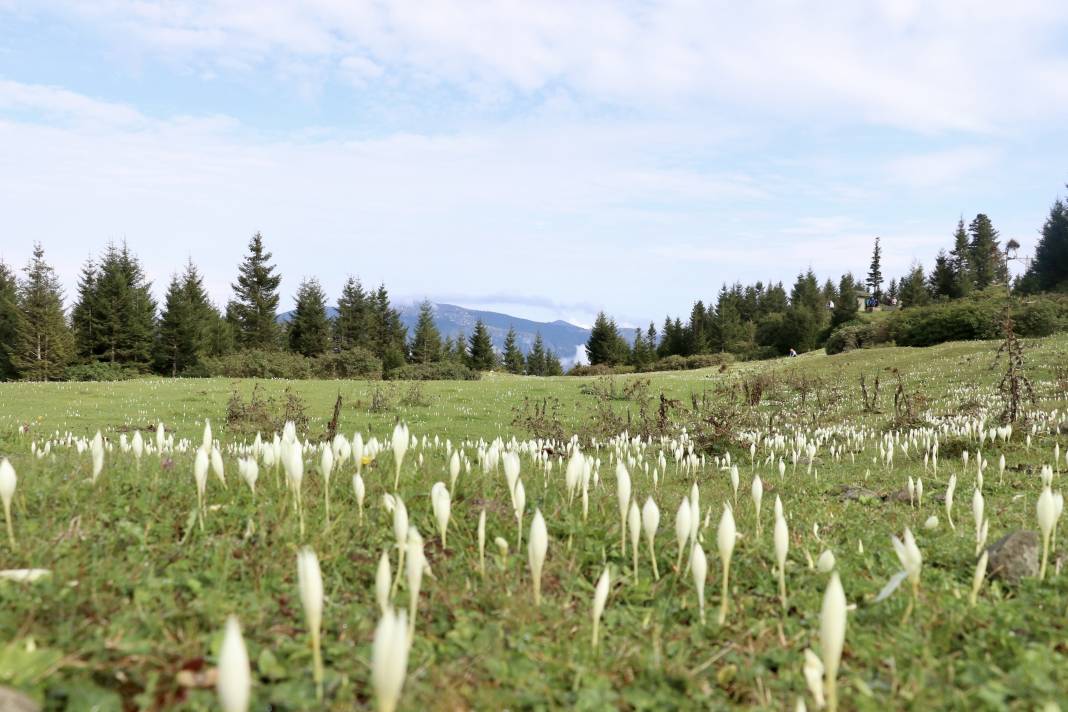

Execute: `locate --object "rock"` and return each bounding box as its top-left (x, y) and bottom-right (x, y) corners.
top-left (889, 488), bottom-right (912, 504)
top-left (0, 688), bottom-right (40, 712)
top-left (837, 485), bottom-right (880, 503)
top-left (985, 530), bottom-right (1040, 585)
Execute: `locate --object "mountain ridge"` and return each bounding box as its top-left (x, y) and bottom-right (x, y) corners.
top-left (280, 301), bottom-right (638, 367)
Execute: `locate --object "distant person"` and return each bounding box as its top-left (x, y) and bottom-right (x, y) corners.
top-left (788, 348), bottom-right (798, 357)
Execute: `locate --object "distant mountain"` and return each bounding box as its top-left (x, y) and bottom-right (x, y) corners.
top-left (280, 301), bottom-right (638, 368)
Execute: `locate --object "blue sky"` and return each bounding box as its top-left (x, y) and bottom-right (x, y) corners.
top-left (1, 1), bottom-right (1067, 328)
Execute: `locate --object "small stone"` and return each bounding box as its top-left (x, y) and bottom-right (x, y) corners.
top-left (889, 488), bottom-right (912, 504)
top-left (985, 530), bottom-right (1040, 585)
top-left (0, 688), bottom-right (40, 712)
top-left (837, 485), bottom-right (880, 503)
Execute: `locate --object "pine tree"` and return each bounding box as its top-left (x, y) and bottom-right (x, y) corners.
top-left (968, 214), bottom-right (1005, 290)
top-left (229, 232), bottom-right (282, 349)
top-left (1025, 196), bottom-right (1068, 292)
top-left (898, 265), bottom-right (930, 308)
top-left (12, 244), bottom-right (74, 381)
top-left (760, 282), bottom-right (789, 315)
top-left (467, 320), bottom-right (496, 371)
top-left (70, 258), bottom-right (100, 361)
top-left (451, 332), bottom-right (467, 363)
top-left (866, 237), bottom-right (884, 301)
top-left (370, 284), bottom-right (407, 371)
top-left (409, 300), bottom-right (443, 364)
top-left (630, 329), bottom-right (654, 367)
top-left (886, 278), bottom-right (899, 305)
top-left (526, 332), bottom-right (547, 375)
top-left (585, 311), bottom-right (626, 365)
top-left (950, 218), bottom-right (973, 297)
top-left (928, 250), bottom-right (957, 299)
top-left (646, 322), bottom-right (657, 350)
top-left (502, 327), bottom-right (525, 374)
top-left (288, 278), bottom-right (331, 357)
top-left (543, 349), bottom-right (564, 376)
top-left (685, 301), bottom-right (707, 355)
top-left (206, 314), bottom-right (235, 357)
top-left (831, 273), bottom-right (860, 327)
top-left (74, 242), bottom-right (156, 368)
top-left (0, 261), bottom-right (19, 380)
top-left (155, 261), bottom-right (216, 376)
top-left (334, 276), bottom-right (370, 351)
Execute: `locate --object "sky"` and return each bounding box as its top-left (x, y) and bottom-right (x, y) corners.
top-left (1, 1), bottom-right (1067, 328)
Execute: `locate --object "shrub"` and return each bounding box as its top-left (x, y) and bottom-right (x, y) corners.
top-left (638, 353), bottom-right (734, 372)
top-left (313, 348), bottom-right (383, 380)
top-left (888, 299), bottom-right (1000, 347)
top-left (225, 384), bottom-right (309, 435)
top-left (824, 320), bottom-right (892, 355)
top-left (567, 363), bottom-right (636, 377)
top-left (201, 349), bottom-right (314, 379)
top-left (64, 362), bottom-right (140, 382)
top-left (1014, 299), bottom-right (1063, 337)
top-left (387, 362), bottom-right (480, 381)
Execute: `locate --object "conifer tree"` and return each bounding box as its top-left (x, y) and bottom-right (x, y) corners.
top-left (288, 278), bottom-right (331, 357)
top-left (526, 332), bottom-right (547, 375)
top-left (229, 232), bottom-right (282, 349)
top-left (452, 332), bottom-right (468, 362)
top-left (898, 265), bottom-right (930, 308)
top-left (886, 278), bottom-right (899, 305)
top-left (0, 261), bottom-right (19, 380)
top-left (370, 285), bottom-right (407, 371)
top-left (585, 311), bottom-right (628, 365)
top-left (968, 214), bottom-right (1005, 289)
top-left (334, 276), bottom-right (370, 351)
top-left (501, 326), bottom-right (525, 374)
top-left (831, 273), bottom-right (860, 327)
top-left (543, 349), bottom-right (564, 376)
top-left (70, 258), bottom-right (99, 361)
top-left (12, 244), bottom-right (74, 381)
top-left (928, 250), bottom-right (957, 299)
top-left (685, 301), bottom-right (707, 355)
top-left (1024, 195), bottom-right (1068, 292)
top-left (409, 300), bottom-right (443, 364)
top-left (630, 329), bottom-right (654, 367)
top-left (73, 242), bottom-right (156, 368)
top-left (711, 291), bottom-right (744, 353)
top-left (866, 237), bottom-right (884, 301)
top-left (950, 218), bottom-right (973, 297)
top-left (155, 261), bottom-right (216, 375)
top-left (467, 320), bottom-right (496, 371)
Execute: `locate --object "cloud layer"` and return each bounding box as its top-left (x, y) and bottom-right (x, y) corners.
top-left (1, 1), bottom-right (1066, 324)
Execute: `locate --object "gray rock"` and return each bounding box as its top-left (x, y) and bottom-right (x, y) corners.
top-left (0, 688), bottom-right (40, 712)
top-left (837, 486), bottom-right (881, 503)
top-left (888, 488), bottom-right (913, 504)
top-left (985, 530), bottom-right (1040, 585)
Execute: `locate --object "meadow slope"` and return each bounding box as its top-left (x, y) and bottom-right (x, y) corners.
top-left (0, 335), bottom-right (1066, 710)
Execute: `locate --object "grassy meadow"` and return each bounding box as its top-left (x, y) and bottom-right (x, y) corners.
top-left (1, 335), bottom-right (1067, 710)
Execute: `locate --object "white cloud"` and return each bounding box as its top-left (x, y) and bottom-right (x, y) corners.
top-left (0, 79), bottom-right (770, 321)
top-left (884, 147), bottom-right (999, 189)
top-left (0, 79), bottom-right (145, 126)
top-left (17, 0), bottom-right (1068, 132)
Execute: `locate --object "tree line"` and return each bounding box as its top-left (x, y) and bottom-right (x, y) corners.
top-left (0, 233), bottom-right (564, 381)
top-left (584, 191), bottom-right (1068, 366)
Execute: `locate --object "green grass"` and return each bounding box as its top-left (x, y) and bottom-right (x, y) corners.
top-left (1, 335), bottom-right (1067, 710)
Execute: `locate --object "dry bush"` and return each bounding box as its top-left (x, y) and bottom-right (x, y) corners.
top-left (225, 384), bottom-right (309, 436)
